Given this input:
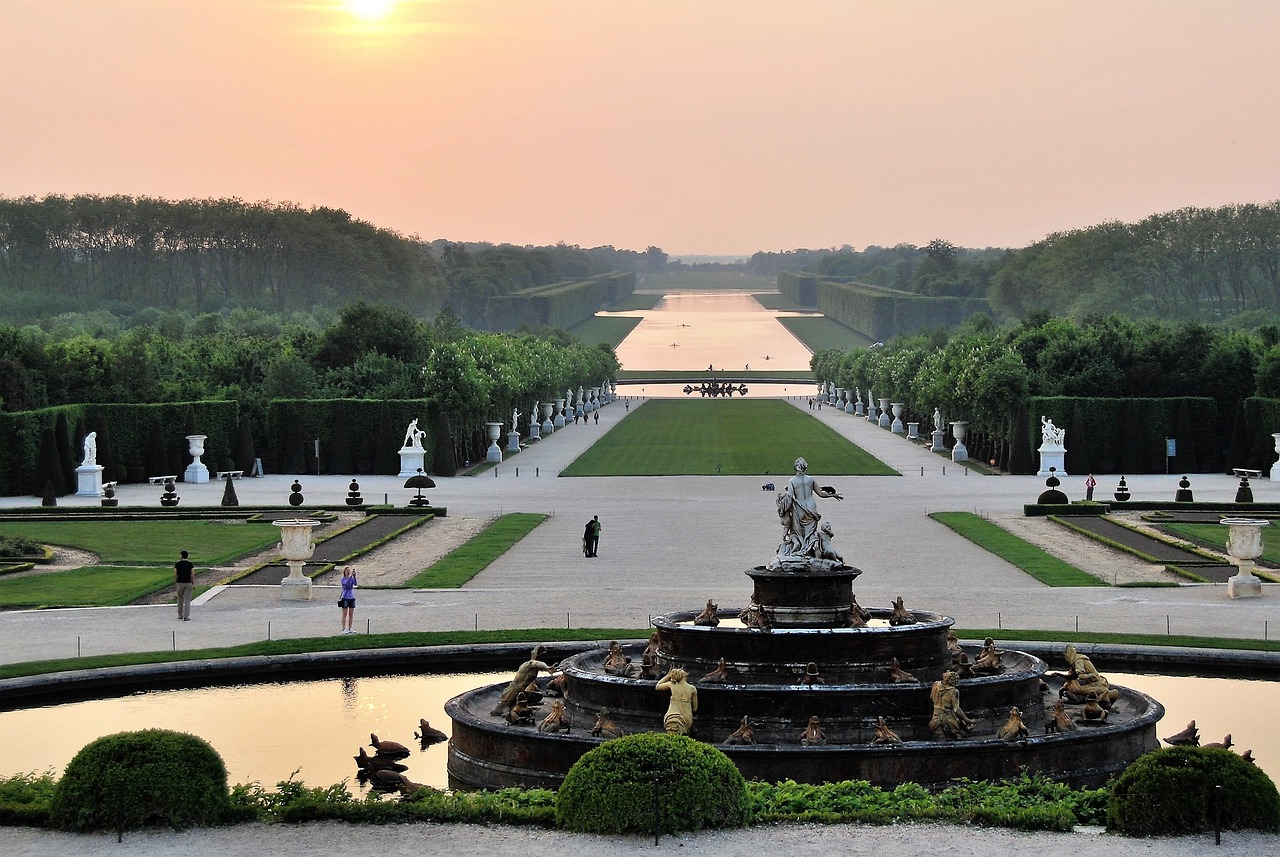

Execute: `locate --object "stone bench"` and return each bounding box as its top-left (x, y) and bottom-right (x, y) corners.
top-left (216, 470), bottom-right (244, 480)
top-left (148, 475), bottom-right (178, 485)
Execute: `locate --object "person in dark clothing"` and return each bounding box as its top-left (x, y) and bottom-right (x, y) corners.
top-left (586, 515), bottom-right (601, 557)
top-left (174, 550), bottom-right (195, 620)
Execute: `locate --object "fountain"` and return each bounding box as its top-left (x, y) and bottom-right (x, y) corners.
top-left (446, 457), bottom-right (1164, 790)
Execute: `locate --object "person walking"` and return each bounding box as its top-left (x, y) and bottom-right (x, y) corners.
top-left (593, 411), bottom-right (599, 425)
top-left (1085, 474), bottom-right (1097, 502)
top-left (174, 550), bottom-right (195, 621)
top-left (338, 565), bottom-right (358, 634)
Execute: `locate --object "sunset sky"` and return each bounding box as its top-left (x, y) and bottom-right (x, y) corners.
top-left (2, 0), bottom-right (1278, 255)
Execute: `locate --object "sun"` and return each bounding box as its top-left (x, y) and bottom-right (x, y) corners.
top-left (344, 0), bottom-right (397, 22)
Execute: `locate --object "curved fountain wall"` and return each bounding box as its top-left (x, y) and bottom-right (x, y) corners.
top-left (447, 564), bottom-right (1164, 790)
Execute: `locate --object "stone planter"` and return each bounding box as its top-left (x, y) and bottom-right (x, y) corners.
top-left (275, 519), bottom-right (320, 601)
top-left (1223, 517), bottom-right (1268, 599)
top-left (950, 421), bottom-right (969, 462)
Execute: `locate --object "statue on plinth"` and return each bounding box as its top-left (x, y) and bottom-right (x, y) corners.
top-left (1040, 415), bottom-right (1066, 448)
top-left (929, 671), bottom-right (973, 740)
top-left (767, 457), bottom-right (845, 572)
top-left (82, 431), bottom-right (97, 467)
top-left (403, 419), bottom-right (423, 450)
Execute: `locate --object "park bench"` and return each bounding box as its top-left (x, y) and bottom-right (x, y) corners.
top-left (148, 475), bottom-right (177, 485)
top-left (216, 470), bottom-right (244, 480)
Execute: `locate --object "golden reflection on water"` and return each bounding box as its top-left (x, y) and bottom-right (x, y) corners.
top-left (609, 292), bottom-right (818, 373)
top-left (0, 673), bottom-right (505, 792)
top-left (1, 672), bottom-right (1274, 791)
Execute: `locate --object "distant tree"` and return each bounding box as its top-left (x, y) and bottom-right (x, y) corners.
top-left (54, 411), bottom-right (76, 489)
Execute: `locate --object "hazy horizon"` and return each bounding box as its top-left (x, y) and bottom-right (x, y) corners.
top-left (3, 1), bottom-right (1278, 256)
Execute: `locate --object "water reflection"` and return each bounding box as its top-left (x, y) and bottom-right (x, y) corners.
top-left (0, 671), bottom-right (1273, 791)
top-left (608, 292), bottom-right (818, 372)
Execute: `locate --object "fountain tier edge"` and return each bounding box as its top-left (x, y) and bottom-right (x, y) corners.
top-left (446, 607), bottom-right (1163, 790)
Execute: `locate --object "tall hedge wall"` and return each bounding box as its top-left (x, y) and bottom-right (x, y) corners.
top-left (264, 399), bottom-right (436, 476)
top-left (816, 281), bottom-right (989, 341)
top-left (0, 401), bottom-right (239, 496)
top-left (1030, 397), bottom-right (1219, 475)
top-left (777, 271), bottom-right (819, 306)
top-left (484, 272), bottom-right (636, 331)
top-left (1243, 397), bottom-right (1280, 476)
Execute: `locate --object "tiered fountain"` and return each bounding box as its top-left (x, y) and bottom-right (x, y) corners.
top-left (446, 457), bottom-right (1163, 790)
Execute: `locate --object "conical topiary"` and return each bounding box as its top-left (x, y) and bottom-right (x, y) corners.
top-left (220, 475), bottom-right (239, 507)
top-left (36, 424), bottom-right (68, 497)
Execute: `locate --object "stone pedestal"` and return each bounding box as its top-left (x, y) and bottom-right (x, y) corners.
top-left (950, 421), bottom-right (969, 462)
top-left (275, 519), bottom-right (320, 601)
top-left (878, 398), bottom-right (891, 429)
top-left (485, 422), bottom-right (503, 463)
top-left (1224, 518), bottom-right (1268, 599)
top-left (506, 430), bottom-right (521, 454)
top-left (398, 447), bottom-right (427, 478)
top-left (891, 403), bottom-right (905, 434)
top-left (75, 464), bottom-right (105, 497)
top-left (528, 421), bottom-right (541, 442)
top-left (844, 397), bottom-right (856, 414)
top-left (1037, 447), bottom-right (1067, 477)
top-left (1272, 434), bottom-right (1280, 480)
top-left (184, 434), bottom-right (210, 484)
top-left (907, 422), bottom-right (919, 440)
top-left (931, 429), bottom-right (946, 452)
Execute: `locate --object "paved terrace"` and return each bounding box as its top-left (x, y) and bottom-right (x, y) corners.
top-left (1, 398), bottom-right (1277, 666)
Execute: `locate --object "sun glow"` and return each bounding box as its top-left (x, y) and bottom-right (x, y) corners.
top-left (344, 0), bottom-right (396, 22)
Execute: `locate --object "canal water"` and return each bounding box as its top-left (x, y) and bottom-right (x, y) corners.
top-left (0, 670), bottom-right (1273, 791)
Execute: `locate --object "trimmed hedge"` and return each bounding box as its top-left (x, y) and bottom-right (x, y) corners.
top-left (264, 398), bottom-right (435, 476)
top-left (49, 729), bottom-right (235, 831)
top-left (555, 733), bottom-right (750, 834)
top-left (816, 280), bottom-right (988, 341)
top-left (484, 272), bottom-right (636, 330)
top-left (1031, 396), bottom-right (1219, 475)
top-left (1107, 746), bottom-right (1280, 836)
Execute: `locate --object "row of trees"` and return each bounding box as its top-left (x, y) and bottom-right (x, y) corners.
top-left (812, 314), bottom-right (1280, 473)
top-left (0, 195), bottom-right (668, 330)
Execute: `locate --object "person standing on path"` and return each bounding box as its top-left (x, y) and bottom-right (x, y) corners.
top-left (174, 550), bottom-right (194, 621)
top-left (593, 411), bottom-right (599, 425)
top-left (1085, 474), bottom-right (1097, 501)
top-left (588, 515), bottom-right (602, 557)
top-left (338, 565), bottom-right (358, 634)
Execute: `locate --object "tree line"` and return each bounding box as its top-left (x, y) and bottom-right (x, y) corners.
top-left (0, 195), bottom-right (668, 330)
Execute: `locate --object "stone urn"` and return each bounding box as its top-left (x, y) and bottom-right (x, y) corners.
top-left (275, 519), bottom-right (320, 601)
top-left (891, 403), bottom-right (905, 433)
top-left (950, 421), bottom-right (969, 462)
top-left (485, 421), bottom-right (504, 463)
top-left (541, 401), bottom-right (556, 434)
top-left (878, 397), bottom-right (891, 428)
top-left (1223, 517), bottom-right (1268, 599)
top-left (553, 398), bottom-right (567, 429)
top-left (184, 434), bottom-right (210, 484)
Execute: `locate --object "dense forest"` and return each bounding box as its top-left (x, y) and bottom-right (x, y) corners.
top-left (0, 195), bottom-right (666, 329)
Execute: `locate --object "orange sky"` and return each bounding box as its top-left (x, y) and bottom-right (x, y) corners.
top-left (2, 0), bottom-right (1278, 255)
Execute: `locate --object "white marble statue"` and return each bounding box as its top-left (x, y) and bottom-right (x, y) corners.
top-left (403, 419), bottom-right (423, 450)
top-left (769, 457), bottom-right (844, 572)
top-left (1040, 415), bottom-right (1066, 447)
top-left (933, 408), bottom-right (943, 432)
top-left (512, 407), bottom-right (522, 429)
top-left (82, 431), bottom-right (97, 467)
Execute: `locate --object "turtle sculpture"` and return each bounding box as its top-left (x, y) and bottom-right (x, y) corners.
top-left (414, 719), bottom-right (448, 745)
top-left (369, 733), bottom-right (410, 758)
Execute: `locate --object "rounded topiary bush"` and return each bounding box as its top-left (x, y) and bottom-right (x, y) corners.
top-left (1107, 746), bottom-right (1280, 836)
top-left (50, 729), bottom-right (232, 831)
top-left (555, 732), bottom-right (750, 834)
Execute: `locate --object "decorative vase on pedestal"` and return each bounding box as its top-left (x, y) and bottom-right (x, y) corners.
top-left (541, 402), bottom-right (555, 435)
top-left (485, 422), bottom-right (503, 463)
top-left (275, 519), bottom-right (320, 601)
top-left (553, 399), bottom-right (566, 429)
top-left (950, 421), bottom-right (969, 462)
top-left (891, 403), bottom-right (905, 434)
top-left (1223, 518), bottom-right (1268, 599)
top-left (878, 397), bottom-right (892, 429)
top-left (184, 434), bottom-right (210, 484)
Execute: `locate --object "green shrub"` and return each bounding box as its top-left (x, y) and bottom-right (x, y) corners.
top-left (555, 733), bottom-right (750, 834)
top-left (49, 729), bottom-right (233, 831)
top-left (0, 771), bottom-right (57, 827)
top-left (1107, 747), bottom-right (1280, 836)
top-left (0, 535), bottom-right (43, 557)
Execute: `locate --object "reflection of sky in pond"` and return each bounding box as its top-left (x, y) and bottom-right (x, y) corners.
top-left (607, 292), bottom-right (819, 373)
top-left (2, 671), bottom-right (1273, 791)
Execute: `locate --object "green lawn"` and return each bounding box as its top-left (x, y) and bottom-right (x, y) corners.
top-left (0, 565), bottom-right (180, 608)
top-left (567, 315), bottom-right (643, 349)
top-left (929, 512), bottom-right (1107, 587)
top-left (778, 316), bottom-right (874, 353)
top-left (0, 520), bottom-right (281, 565)
top-left (1162, 522), bottom-right (1280, 565)
top-left (402, 513), bottom-right (548, 588)
top-left (561, 399), bottom-right (896, 476)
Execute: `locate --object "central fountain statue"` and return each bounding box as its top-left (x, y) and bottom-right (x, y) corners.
top-left (446, 455), bottom-right (1165, 791)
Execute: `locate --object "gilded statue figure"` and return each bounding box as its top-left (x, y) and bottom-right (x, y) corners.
top-left (1060, 644), bottom-right (1118, 705)
top-left (656, 667), bottom-right (698, 735)
top-left (492, 645), bottom-right (550, 715)
top-left (929, 671), bottom-right (973, 740)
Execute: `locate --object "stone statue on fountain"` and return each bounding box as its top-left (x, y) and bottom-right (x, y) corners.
top-left (767, 457), bottom-right (845, 572)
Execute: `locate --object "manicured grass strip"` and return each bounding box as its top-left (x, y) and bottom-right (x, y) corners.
top-left (955, 627), bottom-right (1280, 651)
top-left (0, 520), bottom-right (281, 565)
top-left (1163, 522), bottom-right (1280, 566)
top-left (777, 315), bottom-right (873, 353)
top-left (0, 628), bottom-right (647, 681)
top-left (402, 513), bottom-right (548, 588)
top-left (0, 565), bottom-right (181, 608)
top-left (930, 512), bottom-right (1107, 587)
top-left (567, 315), bottom-right (643, 349)
top-left (562, 399), bottom-right (896, 476)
